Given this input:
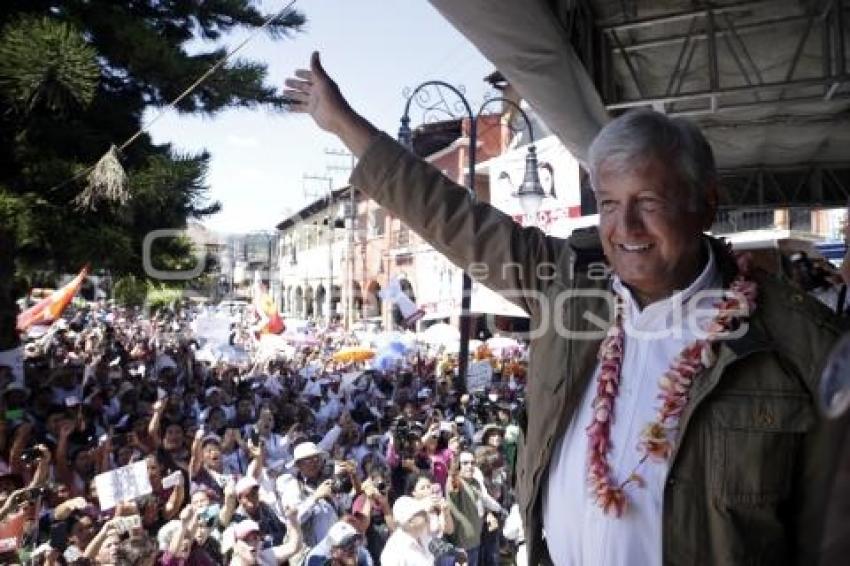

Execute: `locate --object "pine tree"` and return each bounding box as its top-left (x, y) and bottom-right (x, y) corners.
top-left (0, 1), bottom-right (304, 347)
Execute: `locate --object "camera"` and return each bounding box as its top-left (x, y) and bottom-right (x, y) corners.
top-left (329, 461), bottom-right (353, 494)
top-left (20, 447), bottom-right (43, 465)
top-left (391, 418), bottom-right (422, 458)
top-left (199, 508), bottom-right (217, 527)
top-left (374, 480), bottom-right (387, 493)
top-left (27, 486), bottom-right (49, 499)
top-left (332, 473), bottom-right (353, 494)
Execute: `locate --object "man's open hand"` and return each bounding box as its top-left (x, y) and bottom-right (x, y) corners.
top-left (284, 52), bottom-right (377, 158)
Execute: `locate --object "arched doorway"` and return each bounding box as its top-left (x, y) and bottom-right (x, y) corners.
top-left (331, 285), bottom-right (341, 320)
top-left (304, 286), bottom-right (314, 318)
top-left (351, 281), bottom-right (363, 320)
top-left (294, 286), bottom-right (303, 317)
top-left (315, 284), bottom-right (326, 319)
top-left (365, 280), bottom-right (382, 318)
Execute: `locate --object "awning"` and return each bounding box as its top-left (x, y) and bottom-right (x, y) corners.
top-left (428, 0), bottom-right (850, 205)
top-left (470, 283), bottom-right (530, 319)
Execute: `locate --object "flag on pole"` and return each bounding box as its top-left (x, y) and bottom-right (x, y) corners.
top-left (379, 276), bottom-right (425, 330)
top-left (16, 265), bottom-right (89, 331)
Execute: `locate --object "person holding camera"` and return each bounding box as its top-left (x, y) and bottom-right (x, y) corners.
top-left (380, 496), bottom-right (435, 566)
top-left (386, 419), bottom-right (431, 504)
top-left (244, 405), bottom-right (290, 476)
top-left (408, 472), bottom-right (459, 566)
top-left (277, 441), bottom-right (341, 547)
top-left (350, 469), bottom-right (395, 560)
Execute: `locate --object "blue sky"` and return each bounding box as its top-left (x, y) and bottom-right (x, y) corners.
top-left (146, 0), bottom-right (494, 234)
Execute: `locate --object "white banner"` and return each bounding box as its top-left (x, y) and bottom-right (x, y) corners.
top-left (94, 461), bottom-right (152, 510)
top-left (467, 361), bottom-right (494, 391)
top-left (192, 314), bottom-right (232, 348)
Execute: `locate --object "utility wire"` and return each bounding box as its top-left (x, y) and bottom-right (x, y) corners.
top-left (49, 0), bottom-right (298, 196)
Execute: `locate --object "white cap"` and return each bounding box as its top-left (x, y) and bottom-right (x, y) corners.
top-left (235, 476), bottom-right (259, 497)
top-left (233, 519), bottom-right (260, 540)
top-left (204, 386), bottom-right (223, 398)
top-left (325, 521), bottom-right (360, 547)
top-left (392, 496), bottom-right (429, 525)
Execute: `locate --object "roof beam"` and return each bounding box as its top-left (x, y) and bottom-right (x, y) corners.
top-left (599, 0), bottom-right (775, 32)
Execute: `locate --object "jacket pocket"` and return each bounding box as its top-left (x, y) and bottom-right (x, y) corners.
top-left (709, 392), bottom-right (815, 504)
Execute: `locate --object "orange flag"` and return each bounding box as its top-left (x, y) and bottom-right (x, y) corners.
top-left (17, 265), bottom-right (89, 331)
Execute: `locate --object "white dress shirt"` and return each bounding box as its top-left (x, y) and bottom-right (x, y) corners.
top-left (543, 245), bottom-right (721, 566)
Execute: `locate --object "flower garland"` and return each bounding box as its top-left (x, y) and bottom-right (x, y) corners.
top-left (586, 268), bottom-right (758, 517)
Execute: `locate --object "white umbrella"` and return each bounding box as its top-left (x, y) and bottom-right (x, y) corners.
top-left (418, 322), bottom-right (460, 347)
top-left (486, 335), bottom-right (521, 355)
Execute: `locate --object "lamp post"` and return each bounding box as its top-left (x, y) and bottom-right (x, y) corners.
top-left (398, 83), bottom-right (547, 391)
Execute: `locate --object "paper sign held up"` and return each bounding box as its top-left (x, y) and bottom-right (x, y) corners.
top-left (94, 461), bottom-right (152, 510)
top-left (467, 361), bottom-right (494, 391)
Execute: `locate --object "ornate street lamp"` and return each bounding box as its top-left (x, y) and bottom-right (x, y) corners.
top-left (398, 83), bottom-right (545, 390)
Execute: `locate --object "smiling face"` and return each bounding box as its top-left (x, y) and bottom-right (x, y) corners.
top-left (596, 155), bottom-right (715, 306)
top-left (296, 454), bottom-right (323, 481)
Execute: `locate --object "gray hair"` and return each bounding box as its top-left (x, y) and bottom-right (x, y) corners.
top-left (587, 109), bottom-right (716, 213)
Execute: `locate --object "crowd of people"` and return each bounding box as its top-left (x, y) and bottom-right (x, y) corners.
top-left (0, 301), bottom-right (529, 565)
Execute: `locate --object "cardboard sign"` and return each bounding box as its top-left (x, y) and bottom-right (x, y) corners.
top-left (94, 461), bottom-right (152, 510)
top-left (467, 361), bottom-right (494, 391)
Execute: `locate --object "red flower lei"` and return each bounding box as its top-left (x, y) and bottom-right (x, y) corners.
top-left (586, 268), bottom-right (758, 517)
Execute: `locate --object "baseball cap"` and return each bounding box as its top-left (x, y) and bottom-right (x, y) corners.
top-left (326, 521), bottom-right (361, 547)
top-left (205, 386), bottom-right (223, 398)
top-left (234, 519), bottom-right (260, 541)
top-left (235, 476), bottom-right (259, 497)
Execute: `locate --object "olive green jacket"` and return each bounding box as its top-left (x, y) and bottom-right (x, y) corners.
top-left (447, 478), bottom-right (484, 550)
top-left (350, 132), bottom-right (849, 565)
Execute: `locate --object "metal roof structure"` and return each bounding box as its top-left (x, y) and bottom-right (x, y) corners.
top-left (429, 0), bottom-right (850, 209)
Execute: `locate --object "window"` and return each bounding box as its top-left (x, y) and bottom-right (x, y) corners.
top-left (370, 209), bottom-right (386, 237)
top-left (396, 226), bottom-right (410, 247)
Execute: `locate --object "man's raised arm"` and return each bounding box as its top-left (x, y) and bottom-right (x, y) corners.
top-left (284, 52), bottom-right (574, 313)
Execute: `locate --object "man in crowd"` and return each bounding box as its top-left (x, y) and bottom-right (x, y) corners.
top-left (284, 51), bottom-right (848, 564)
top-left (277, 441), bottom-right (339, 547)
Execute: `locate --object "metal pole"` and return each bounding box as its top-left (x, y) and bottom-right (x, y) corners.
top-left (399, 80), bottom-right (486, 393)
top-left (328, 180), bottom-right (334, 325)
top-left (348, 185), bottom-right (355, 330)
top-left (457, 117), bottom-right (476, 394)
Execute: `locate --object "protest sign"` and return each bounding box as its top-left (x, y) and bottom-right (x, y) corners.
top-left (467, 361), bottom-right (494, 391)
top-left (94, 461), bottom-right (152, 510)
